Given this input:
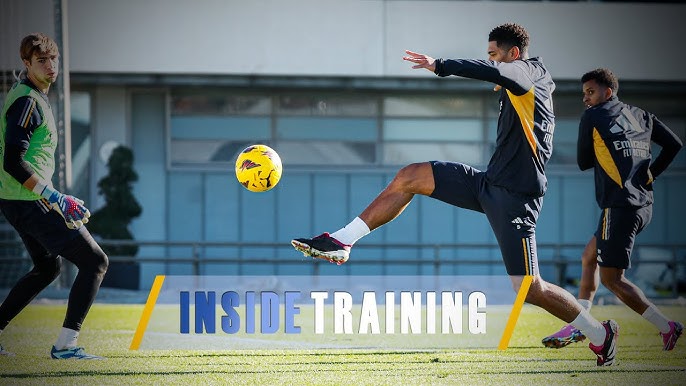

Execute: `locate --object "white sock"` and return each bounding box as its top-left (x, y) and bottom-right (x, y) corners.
top-left (577, 299), bottom-right (592, 311)
top-left (331, 217), bottom-right (370, 246)
top-left (55, 327), bottom-right (79, 350)
top-left (570, 310), bottom-right (606, 346)
top-left (642, 305), bottom-right (671, 333)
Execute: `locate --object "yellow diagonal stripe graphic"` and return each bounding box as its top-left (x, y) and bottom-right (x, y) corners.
top-left (130, 275), bottom-right (165, 350)
top-left (506, 88), bottom-right (538, 160)
top-left (593, 128), bottom-right (623, 188)
top-left (498, 275), bottom-right (533, 350)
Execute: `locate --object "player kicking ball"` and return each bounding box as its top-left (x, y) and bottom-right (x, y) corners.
top-left (293, 24), bottom-right (620, 366)
top-left (542, 68), bottom-right (683, 351)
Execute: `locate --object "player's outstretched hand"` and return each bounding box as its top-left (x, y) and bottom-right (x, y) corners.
top-left (403, 50), bottom-right (436, 72)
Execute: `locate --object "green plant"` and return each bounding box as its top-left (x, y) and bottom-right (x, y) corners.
top-left (88, 145), bottom-right (142, 256)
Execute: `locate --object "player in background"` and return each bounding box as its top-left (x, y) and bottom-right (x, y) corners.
top-left (0, 33), bottom-right (108, 359)
top-left (542, 68), bottom-right (683, 350)
top-left (292, 23), bottom-right (619, 366)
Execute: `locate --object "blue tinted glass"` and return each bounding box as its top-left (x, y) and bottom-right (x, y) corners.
top-left (486, 118), bottom-right (498, 142)
top-left (549, 142), bottom-right (576, 165)
top-left (277, 96), bottom-right (376, 116)
top-left (171, 139), bottom-right (258, 164)
top-left (276, 140), bottom-right (375, 165)
top-left (277, 117), bottom-right (377, 141)
top-left (554, 119), bottom-right (580, 142)
top-left (384, 119), bottom-right (482, 141)
top-left (384, 96), bottom-right (482, 118)
top-left (171, 117), bottom-right (270, 140)
top-left (382, 142), bottom-right (484, 166)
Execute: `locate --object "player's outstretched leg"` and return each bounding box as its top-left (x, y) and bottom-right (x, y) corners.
top-left (292, 163), bottom-right (434, 266)
top-left (542, 324), bottom-right (586, 348)
top-left (589, 320), bottom-right (619, 366)
top-left (661, 321), bottom-right (683, 351)
top-left (291, 233), bottom-right (351, 265)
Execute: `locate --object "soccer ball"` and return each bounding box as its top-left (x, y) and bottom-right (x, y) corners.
top-left (235, 144), bottom-right (282, 192)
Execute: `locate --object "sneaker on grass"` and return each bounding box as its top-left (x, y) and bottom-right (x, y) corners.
top-left (589, 320), bottom-right (619, 366)
top-left (51, 346), bottom-right (104, 360)
top-left (660, 321), bottom-right (683, 351)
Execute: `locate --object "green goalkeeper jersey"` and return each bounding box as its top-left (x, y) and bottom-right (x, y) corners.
top-left (0, 81), bottom-right (57, 200)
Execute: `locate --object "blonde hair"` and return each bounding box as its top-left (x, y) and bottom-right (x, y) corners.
top-left (19, 33), bottom-right (59, 61)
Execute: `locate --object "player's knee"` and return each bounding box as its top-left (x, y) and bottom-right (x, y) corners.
top-left (599, 270), bottom-right (621, 290)
top-left (392, 163), bottom-right (431, 191)
top-left (94, 250), bottom-right (109, 276)
top-left (523, 278), bottom-right (545, 303)
top-left (79, 248), bottom-right (108, 276)
top-left (393, 164), bottom-right (418, 184)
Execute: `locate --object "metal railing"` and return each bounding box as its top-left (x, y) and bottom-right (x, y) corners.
top-left (1, 239), bottom-right (684, 297)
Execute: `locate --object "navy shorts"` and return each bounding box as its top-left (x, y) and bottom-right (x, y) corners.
top-left (595, 205), bottom-right (652, 269)
top-left (429, 161), bottom-right (542, 276)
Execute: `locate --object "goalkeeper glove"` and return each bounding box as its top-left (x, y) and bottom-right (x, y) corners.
top-left (33, 182), bottom-right (91, 229)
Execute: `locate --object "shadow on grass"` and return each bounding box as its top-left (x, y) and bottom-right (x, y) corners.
top-left (2, 367), bottom-right (685, 379)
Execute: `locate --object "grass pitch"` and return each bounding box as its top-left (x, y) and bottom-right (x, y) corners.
top-left (0, 303), bottom-right (684, 385)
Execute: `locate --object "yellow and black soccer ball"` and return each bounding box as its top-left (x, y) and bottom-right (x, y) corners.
top-left (234, 144), bottom-right (282, 192)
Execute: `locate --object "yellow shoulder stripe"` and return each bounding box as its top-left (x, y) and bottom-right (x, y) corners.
top-left (593, 128), bottom-right (623, 188)
top-left (506, 88), bottom-right (537, 160)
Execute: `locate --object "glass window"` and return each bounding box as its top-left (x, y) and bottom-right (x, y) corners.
top-left (554, 119), bottom-right (580, 143)
top-left (277, 140), bottom-right (375, 165)
top-left (274, 95), bottom-right (378, 165)
top-left (383, 142), bottom-right (484, 166)
top-left (276, 117), bottom-right (377, 141)
top-left (553, 94), bottom-right (585, 118)
top-left (170, 139), bottom-right (256, 164)
top-left (70, 91), bottom-right (91, 201)
top-left (384, 119), bottom-right (482, 141)
top-left (622, 95), bottom-right (686, 118)
top-left (170, 117), bottom-right (270, 140)
top-left (277, 95), bottom-right (376, 116)
top-left (655, 117), bottom-right (686, 168)
top-left (385, 96), bottom-right (482, 118)
top-left (171, 93), bottom-right (270, 115)
top-left (170, 91), bottom-right (272, 166)
top-left (382, 96), bottom-right (487, 166)
top-left (166, 84), bottom-right (686, 170)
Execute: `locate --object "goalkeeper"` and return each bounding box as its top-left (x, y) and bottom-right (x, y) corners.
top-left (0, 33), bottom-right (108, 359)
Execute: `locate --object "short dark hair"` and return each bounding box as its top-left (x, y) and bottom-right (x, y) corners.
top-left (488, 23), bottom-right (529, 56)
top-left (581, 68), bottom-right (619, 95)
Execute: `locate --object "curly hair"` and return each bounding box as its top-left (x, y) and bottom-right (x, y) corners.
top-left (488, 23), bottom-right (530, 56)
top-left (19, 33), bottom-right (59, 62)
top-left (581, 68), bottom-right (619, 95)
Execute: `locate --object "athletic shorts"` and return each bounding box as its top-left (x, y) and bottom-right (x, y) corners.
top-left (429, 161), bottom-right (542, 276)
top-left (594, 205), bottom-right (652, 269)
